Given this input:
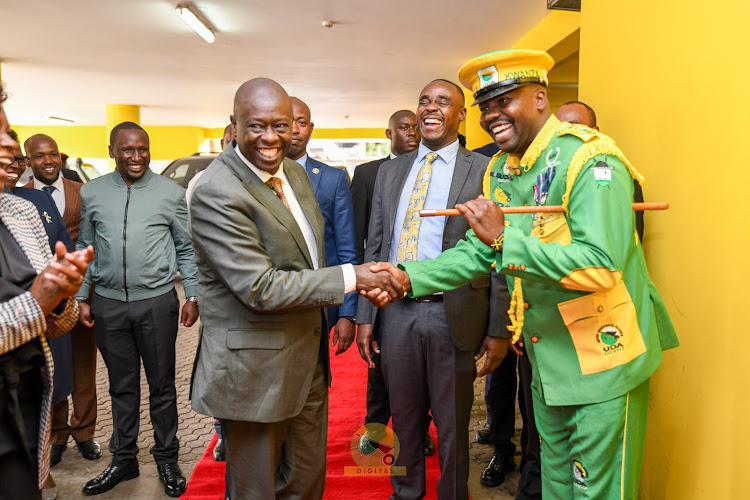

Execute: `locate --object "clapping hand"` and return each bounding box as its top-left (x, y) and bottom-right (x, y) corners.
top-left (31, 242), bottom-right (94, 315)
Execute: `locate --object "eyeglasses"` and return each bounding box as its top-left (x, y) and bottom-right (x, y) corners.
top-left (12, 156), bottom-right (29, 166)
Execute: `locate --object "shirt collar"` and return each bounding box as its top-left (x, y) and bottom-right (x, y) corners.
top-left (296, 154), bottom-right (308, 169)
top-left (34, 173), bottom-right (65, 191)
top-left (389, 153), bottom-right (397, 160)
top-left (416, 139), bottom-right (459, 165)
top-left (234, 144), bottom-right (289, 186)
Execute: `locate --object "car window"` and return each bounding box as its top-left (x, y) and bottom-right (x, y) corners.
top-left (161, 157), bottom-right (215, 188)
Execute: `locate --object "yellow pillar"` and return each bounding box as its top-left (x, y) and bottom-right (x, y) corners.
top-left (462, 88), bottom-right (491, 150)
top-left (106, 104), bottom-right (140, 170)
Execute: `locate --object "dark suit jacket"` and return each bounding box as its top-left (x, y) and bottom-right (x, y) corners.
top-left (7, 187), bottom-right (73, 253)
top-left (350, 156), bottom-right (389, 264)
top-left (24, 177), bottom-right (82, 244)
top-left (303, 157), bottom-right (358, 323)
top-left (189, 147), bottom-right (346, 423)
top-left (357, 146), bottom-right (510, 352)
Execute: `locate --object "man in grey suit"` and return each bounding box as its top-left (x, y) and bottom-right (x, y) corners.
top-left (357, 79), bottom-right (511, 500)
top-left (189, 78), bottom-right (403, 499)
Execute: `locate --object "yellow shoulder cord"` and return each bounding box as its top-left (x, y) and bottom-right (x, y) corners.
top-left (507, 277), bottom-right (525, 345)
top-left (482, 151), bottom-right (504, 198)
top-left (561, 138), bottom-right (645, 213)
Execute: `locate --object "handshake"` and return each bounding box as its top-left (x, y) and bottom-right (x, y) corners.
top-left (352, 262), bottom-right (410, 307)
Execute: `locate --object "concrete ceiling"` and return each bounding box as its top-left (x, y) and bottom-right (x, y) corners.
top-left (1, 0), bottom-right (549, 128)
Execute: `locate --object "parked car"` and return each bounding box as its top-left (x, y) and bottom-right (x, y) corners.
top-left (160, 153), bottom-right (217, 188)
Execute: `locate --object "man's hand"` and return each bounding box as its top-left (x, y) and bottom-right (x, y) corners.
top-left (332, 317), bottom-right (355, 355)
top-left (354, 262), bottom-right (404, 307)
top-left (358, 262), bottom-right (410, 306)
top-left (356, 323), bottom-right (380, 368)
top-left (79, 303), bottom-right (94, 327)
top-left (31, 243), bottom-right (94, 316)
top-left (181, 301), bottom-right (199, 327)
top-left (508, 337), bottom-right (524, 356)
top-left (475, 336), bottom-right (509, 378)
top-left (455, 196), bottom-right (505, 247)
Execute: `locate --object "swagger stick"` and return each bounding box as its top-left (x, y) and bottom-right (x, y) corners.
top-left (419, 202), bottom-right (669, 217)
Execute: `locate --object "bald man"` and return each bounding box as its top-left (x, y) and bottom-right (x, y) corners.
top-left (24, 134), bottom-right (101, 468)
top-left (189, 78), bottom-right (403, 499)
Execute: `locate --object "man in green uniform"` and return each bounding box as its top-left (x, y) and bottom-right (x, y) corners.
top-left (369, 49), bottom-right (679, 499)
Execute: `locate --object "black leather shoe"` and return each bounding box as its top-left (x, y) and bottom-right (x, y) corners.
top-left (82, 461), bottom-right (139, 495)
top-left (213, 438), bottom-right (226, 462)
top-left (423, 433), bottom-right (435, 456)
top-left (77, 440), bottom-right (102, 460)
top-left (50, 443), bottom-right (67, 467)
top-left (480, 452), bottom-right (516, 487)
top-left (157, 463), bottom-right (186, 497)
top-left (475, 422), bottom-right (491, 444)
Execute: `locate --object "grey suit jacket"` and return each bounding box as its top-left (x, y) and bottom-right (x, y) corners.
top-left (189, 145), bottom-right (345, 423)
top-left (357, 146), bottom-right (510, 352)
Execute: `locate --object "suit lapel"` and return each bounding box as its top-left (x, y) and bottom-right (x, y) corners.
top-left (286, 161), bottom-right (325, 267)
top-left (447, 147), bottom-right (471, 210)
top-left (223, 150), bottom-right (315, 269)
top-left (304, 159), bottom-right (322, 195)
top-left (0, 195), bottom-right (48, 273)
top-left (387, 151), bottom-right (418, 241)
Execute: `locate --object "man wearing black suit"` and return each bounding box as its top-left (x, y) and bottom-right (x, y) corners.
top-left (357, 80), bottom-right (510, 499)
top-left (351, 110), bottom-right (420, 263)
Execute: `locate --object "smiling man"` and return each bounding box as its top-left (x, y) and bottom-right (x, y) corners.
top-left (372, 49), bottom-right (679, 500)
top-left (356, 79), bottom-right (510, 500)
top-left (76, 122), bottom-right (199, 497)
top-left (189, 78), bottom-right (404, 499)
top-left (23, 134), bottom-right (102, 471)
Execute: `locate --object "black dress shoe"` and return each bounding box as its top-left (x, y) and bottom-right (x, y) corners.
top-left (213, 438), bottom-right (226, 462)
top-left (50, 443), bottom-right (67, 467)
top-left (77, 440), bottom-right (102, 460)
top-left (82, 461), bottom-right (139, 495)
top-left (475, 422), bottom-right (491, 445)
top-left (423, 433), bottom-right (435, 457)
top-left (480, 451), bottom-right (516, 487)
top-left (157, 463), bottom-right (186, 497)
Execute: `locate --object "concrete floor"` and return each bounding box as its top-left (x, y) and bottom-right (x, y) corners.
top-left (49, 279), bottom-right (521, 499)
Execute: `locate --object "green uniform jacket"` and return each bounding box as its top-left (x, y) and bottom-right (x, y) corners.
top-left (402, 116), bottom-right (678, 406)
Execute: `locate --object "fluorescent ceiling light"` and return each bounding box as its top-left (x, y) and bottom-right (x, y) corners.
top-left (47, 116), bottom-right (75, 126)
top-left (176, 4), bottom-right (215, 43)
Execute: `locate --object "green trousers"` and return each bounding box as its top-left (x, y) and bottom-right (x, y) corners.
top-left (533, 378), bottom-right (650, 499)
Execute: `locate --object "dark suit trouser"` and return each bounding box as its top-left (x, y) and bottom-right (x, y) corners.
top-left (0, 450), bottom-right (40, 500)
top-left (380, 300), bottom-right (474, 500)
top-left (516, 347), bottom-right (541, 500)
top-left (364, 349), bottom-right (391, 425)
top-left (92, 290), bottom-right (180, 466)
top-left (220, 361), bottom-right (328, 500)
top-left (487, 350), bottom-right (517, 457)
top-left (50, 322), bottom-right (98, 445)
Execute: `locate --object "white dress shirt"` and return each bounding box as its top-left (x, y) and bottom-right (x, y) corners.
top-left (234, 146), bottom-right (356, 292)
top-left (33, 174), bottom-right (66, 216)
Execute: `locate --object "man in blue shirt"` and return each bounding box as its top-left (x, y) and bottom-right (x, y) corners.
top-left (356, 79), bottom-right (510, 499)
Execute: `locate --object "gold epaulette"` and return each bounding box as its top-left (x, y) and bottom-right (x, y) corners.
top-left (561, 135), bottom-right (645, 213)
top-left (556, 123), bottom-right (602, 143)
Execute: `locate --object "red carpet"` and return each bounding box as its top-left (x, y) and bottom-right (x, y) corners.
top-left (183, 333), bottom-right (440, 499)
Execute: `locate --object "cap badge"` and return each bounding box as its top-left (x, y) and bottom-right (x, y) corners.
top-left (477, 66), bottom-right (499, 89)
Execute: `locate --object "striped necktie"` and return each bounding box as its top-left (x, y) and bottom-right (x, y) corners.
top-left (396, 152), bottom-right (438, 262)
top-left (265, 177), bottom-right (292, 212)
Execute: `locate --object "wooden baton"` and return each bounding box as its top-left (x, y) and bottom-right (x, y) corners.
top-left (419, 202), bottom-right (669, 217)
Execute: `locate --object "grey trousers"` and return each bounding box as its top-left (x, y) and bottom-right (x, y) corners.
top-left (380, 299), bottom-right (474, 500)
top-left (220, 361), bottom-right (328, 500)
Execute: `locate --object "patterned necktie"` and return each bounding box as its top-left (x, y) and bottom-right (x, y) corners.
top-left (265, 177), bottom-right (292, 212)
top-left (396, 152), bottom-right (438, 262)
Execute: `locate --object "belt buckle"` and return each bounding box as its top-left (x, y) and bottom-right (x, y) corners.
top-left (414, 295), bottom-right (437, 303)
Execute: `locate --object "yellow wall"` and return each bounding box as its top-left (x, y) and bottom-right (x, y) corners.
top-left (579, 1), bottom-right (749, 498)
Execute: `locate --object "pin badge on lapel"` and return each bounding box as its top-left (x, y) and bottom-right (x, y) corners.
top-left (312, 167), bottom-right (320, 174)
